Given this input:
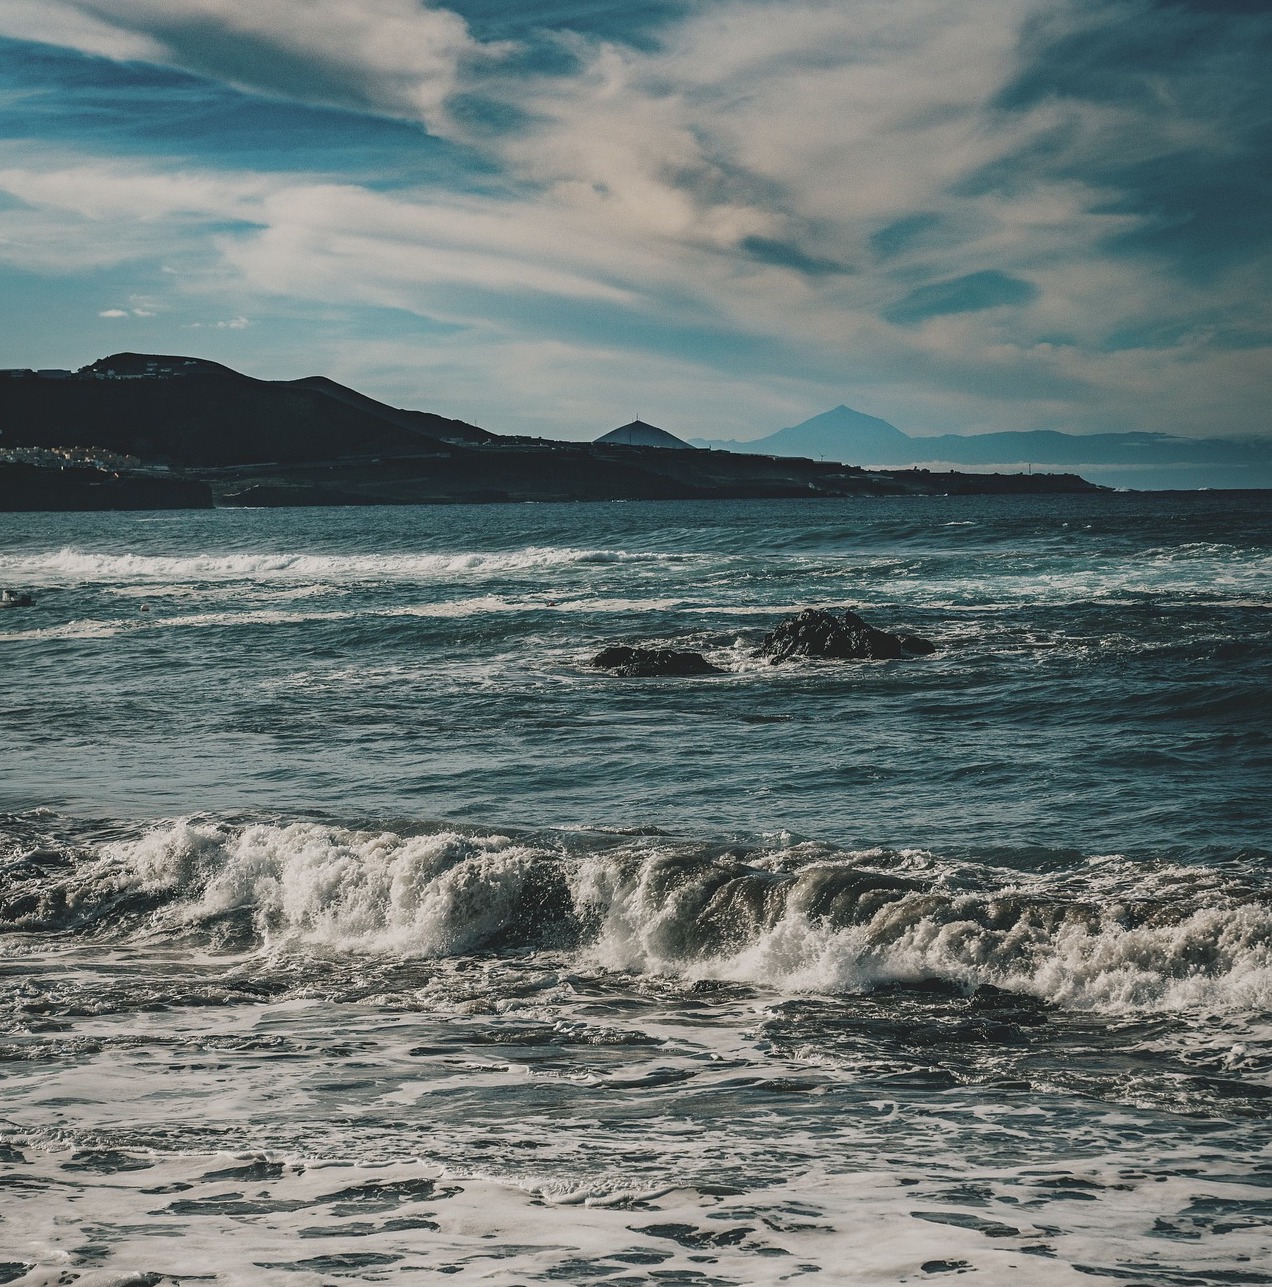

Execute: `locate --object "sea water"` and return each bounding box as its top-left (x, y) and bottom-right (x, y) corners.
top-left (0, 492), bottom-right (1269, 1285)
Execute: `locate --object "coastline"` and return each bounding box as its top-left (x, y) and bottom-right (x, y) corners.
top-left (2, 455), bottom-right (1105, 512)
top-left (1, 355), bottom-right (1106, 510)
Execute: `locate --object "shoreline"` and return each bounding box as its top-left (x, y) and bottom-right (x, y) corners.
top-left (2, 457), bottom-right (1107, 512)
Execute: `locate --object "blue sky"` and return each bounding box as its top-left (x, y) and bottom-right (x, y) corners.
top-left (0, 0), bottom-right (1268, 443)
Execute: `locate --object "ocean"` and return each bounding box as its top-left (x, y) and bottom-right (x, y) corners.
top-left (1, 491), bottom-right (1269, 1286)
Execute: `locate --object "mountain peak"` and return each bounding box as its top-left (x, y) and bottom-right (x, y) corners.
top-left (736, 404), bottom-right (912, 460)
top-left (595, 419), bottom-right (694, 450)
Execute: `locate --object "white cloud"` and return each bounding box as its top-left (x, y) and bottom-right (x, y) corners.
top-left (98, 308), bottom-right (128, 317)
top-left (226, 182), bottom-right (644, 308)
top-left (1, 1), bottom-right (1267, 440)
top-left (0, 0), bottom-right (164, 61)
top-left (0, 153), bottom-right (278, 272)
top-left (0, 160), bottom-right (273, 222)
top-left (22, 0), bottom-right (507, 133)
top-left (500, 0), bottom-right (1040, 246)
top-left (187, 315), bottom-right (250, 329)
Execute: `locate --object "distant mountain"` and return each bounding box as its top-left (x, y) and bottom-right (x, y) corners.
top-left (693, 406), bottom-right (1272, 489)
top-left (693, 405), bottom-right (911, 461)
top-left (596, 418), bottom-right (693, 450)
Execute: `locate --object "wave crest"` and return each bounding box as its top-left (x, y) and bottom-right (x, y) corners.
top-left (0, 546), bottom-right (694, 587)
top-left (3, 820), bottom-right (1269, 1014)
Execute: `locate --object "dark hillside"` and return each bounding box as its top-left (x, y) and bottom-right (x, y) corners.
top-left (288, 375), bottom-right (495, 445)
top-left (0, 354), bottom-right (449, 466)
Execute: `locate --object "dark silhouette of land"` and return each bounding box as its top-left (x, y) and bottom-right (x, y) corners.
top-left (0, 354), bottom-right (1105, 510)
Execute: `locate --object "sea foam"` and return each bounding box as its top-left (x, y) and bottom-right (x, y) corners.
top-left (6, 819), bottom-right (1269, 1017)
top-left (0, 546), bottom-right (696, 586)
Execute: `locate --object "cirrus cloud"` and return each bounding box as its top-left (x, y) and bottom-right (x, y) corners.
top-left (0, 0), bottom-right (1267, 442)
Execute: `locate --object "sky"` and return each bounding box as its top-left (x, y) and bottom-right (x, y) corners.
top-left (0, 0), bottom-right (1269, 444)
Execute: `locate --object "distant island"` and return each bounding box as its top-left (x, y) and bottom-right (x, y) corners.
top-left (0, 354), bottom-right (1104, 511)
top-left (692, 405), bottom-right (1272, 491)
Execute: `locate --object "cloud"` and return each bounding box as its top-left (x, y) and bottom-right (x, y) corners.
top-left (0, 0), bottom-right (1268, 442)
top-left (186, 316), bottom-right (250, 328)
top-left (7, 0), bottom-right (507, 134)
top-left (98, 307), bottom-right (128, 317)
top-left (0, 0), bottom-right (164, 61)
top-left (0, 152), bottom-right (278, 276)
top-left (0, 156), bottom-right (273, 223)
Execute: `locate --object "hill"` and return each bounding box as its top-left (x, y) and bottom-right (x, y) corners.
top-left (0, 353), bottom-right (486, 466)
top-left (595, 419), bottom-right (693, 450)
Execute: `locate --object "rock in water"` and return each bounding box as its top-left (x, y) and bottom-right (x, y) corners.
top-left (0, 589), bottom-right (34, 608)
top-left (897, 633), bottom-right (937, 656)
top-left (591, 646), bottom-right (724, 677)
top-left (756, 608), bottom-right (935, 663)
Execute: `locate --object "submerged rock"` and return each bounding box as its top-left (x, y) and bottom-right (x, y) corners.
top-left (591, 645), bottom-right (724, 677)
top-left (0, 589), bottom-right (34, 608)
top-left (756, 608), bottom-right (935, 663)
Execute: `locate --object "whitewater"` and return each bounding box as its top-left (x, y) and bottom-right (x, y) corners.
top-left (1, 492), bottom-right (1270, 1285)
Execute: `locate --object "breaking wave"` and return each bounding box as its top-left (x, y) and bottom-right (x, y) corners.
top-left (4, 819), bottom-right (1269, 1015)
top-left (0, 546), bottom-right (698, 586)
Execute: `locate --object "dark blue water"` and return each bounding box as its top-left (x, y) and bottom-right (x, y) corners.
top-left (3, 492), bottom-right (1269, 847)
top-left (1, 492), bottom-right (1270, 1285)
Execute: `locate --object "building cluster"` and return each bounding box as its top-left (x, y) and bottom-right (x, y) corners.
top-left (0, 444), bottom-right (145, 471)
top-left (2, 359), bottom-right (202, 380)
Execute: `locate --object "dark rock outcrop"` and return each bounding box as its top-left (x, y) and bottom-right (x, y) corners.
top-left (1, 589), bottom-right (34, 607)
top-left (896, 633), bottom-right (937, 656)
top-left (591, 646), bottom-right (724, 677)
top-left (756, 608), bottom-right (935, 663)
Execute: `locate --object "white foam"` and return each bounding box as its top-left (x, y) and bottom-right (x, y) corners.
top-left (576, 848), bottom-right (1272, 1016)
top-left (0, 545), bottom-right (698, 587)
top-left (31, 821), bottom-right (1272, 1020)
top-left (11, 1148), bottom-right (1259, 1287)
top-left (110, 821), bottom-right (549, 956)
